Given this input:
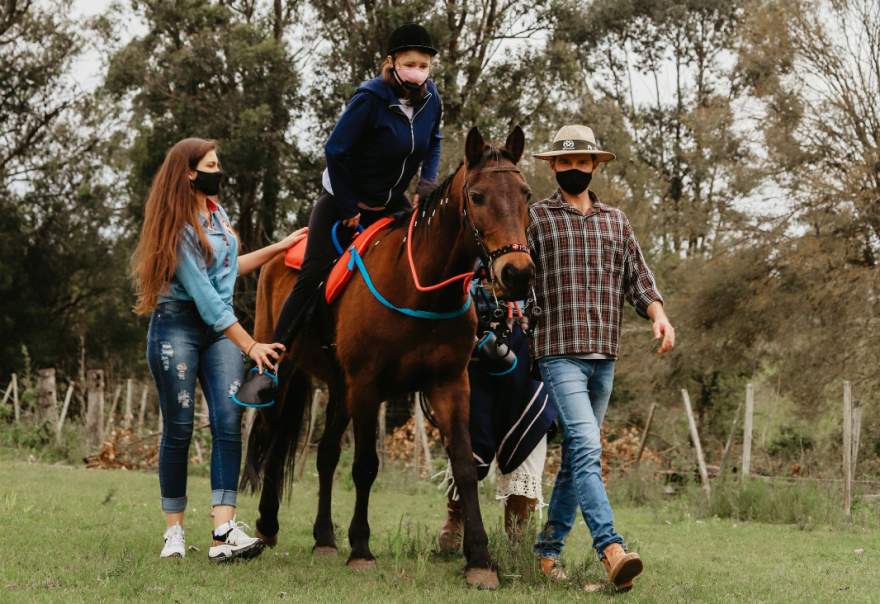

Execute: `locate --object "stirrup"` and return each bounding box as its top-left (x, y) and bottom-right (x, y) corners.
top-left (231, 367), bottom-right (278, 408)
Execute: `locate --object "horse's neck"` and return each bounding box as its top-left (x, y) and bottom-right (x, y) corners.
top-left (408, 169), bottom-right (476, 302)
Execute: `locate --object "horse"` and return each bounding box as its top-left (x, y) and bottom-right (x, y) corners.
top-left (241, 126), bottom-right (534, 589)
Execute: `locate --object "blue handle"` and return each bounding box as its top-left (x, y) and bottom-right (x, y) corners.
top-left (331, 221), bottom-right (366, 256)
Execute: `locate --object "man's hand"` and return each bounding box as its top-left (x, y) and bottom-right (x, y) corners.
top-left (646, 301), bottom-right (675, 355)
top-left (343, 213), bottom-right (361, 229)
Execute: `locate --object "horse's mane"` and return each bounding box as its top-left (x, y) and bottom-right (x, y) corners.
top-left (415, 145), bottom-right (516, 218)
top-left (418, 162), bottom-right (463, 217)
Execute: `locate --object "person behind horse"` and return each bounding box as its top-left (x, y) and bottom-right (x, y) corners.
top-left (437, 268), bottom-right (556, 549)
top-left (528, 125), bottom-right (676, 591)
top-left (236, 23), bottom-right (443, 405)
top-left (131, 138), bottom-right (306, 561)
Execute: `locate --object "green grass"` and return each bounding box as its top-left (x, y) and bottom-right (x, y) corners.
top-left (0, 451), bottom-right (878, 603)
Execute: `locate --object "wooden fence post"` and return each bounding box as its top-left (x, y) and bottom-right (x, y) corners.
top-left (157, 402), bottom-right (163, 436)
top-left (681, 389), bottom-right (711, 497)
top-left (37, 368), bottom-right (59, 424)
top-left (297, 388), bottom-right (324, 480)
top-left (742, 383), bottom-right (754, 480)
top-left (852, 400), bottom-right (863, 479)
top-left (718, 400), bottom-right (743, 478)
top-left (635, 402), bottom-right (657, 468)
top-left (123, 379), bottom-right (134, 429)
top-left (86, 370), bottom-right (105, 449)
top-left (377, 401), bottom-right (387, 471)
top-left (2, 374), bottom-right (19, 424)
top-left (137, 385), bottom-right (149, 434)
top-left (12, 373), bottom-right (19, 423)
top-left (56, 381), bottom-right (75, 444)
top-left (843, 381), bottom-right (853, 516)
top-left (104, 384), bottom-right (122, 434)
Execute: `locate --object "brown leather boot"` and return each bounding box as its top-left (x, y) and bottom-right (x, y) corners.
top-left (504, 495), bottom-right (537, 540)
top-left (601, 543), bottom-right (643, 592)
top-left (539, 556), bottom-right (568, 581)
top-left (437, 496), bottom-right (463, 553)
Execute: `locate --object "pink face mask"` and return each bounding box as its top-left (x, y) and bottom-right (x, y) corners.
top-left (395, 65), bottom-right (429, 86)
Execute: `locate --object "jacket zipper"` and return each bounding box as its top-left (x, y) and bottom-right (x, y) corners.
top-left (385, 92), bottom-right (432, 206)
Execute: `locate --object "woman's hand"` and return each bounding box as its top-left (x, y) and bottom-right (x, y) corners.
top-left (277, 227), bottom-right (308, 250)
top-left (343, 213), bottom-right (361, 229)
top-left (247, 342), bottom-right (286, 373)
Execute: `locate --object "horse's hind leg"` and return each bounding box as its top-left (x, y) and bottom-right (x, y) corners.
top-left (312, 378), bottom-right (349, 554)
top-left (427, 375), bottom-right (499, 590)
top-left (346, 389), bottom-right (380, 569)
top-left (254, 369), bottom-right (310, 546)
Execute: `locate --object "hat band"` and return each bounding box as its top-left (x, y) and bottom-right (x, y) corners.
top-left (551, 138), bottom-right (599, 152)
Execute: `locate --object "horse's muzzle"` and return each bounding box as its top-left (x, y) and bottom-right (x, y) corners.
top-left (496, 257), bottom-right (535, 300)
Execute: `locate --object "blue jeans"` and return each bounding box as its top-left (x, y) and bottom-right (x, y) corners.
top-left (147, 301), bottom-right (244, 513)
top-left (534, 356), bottom-right (624, 559)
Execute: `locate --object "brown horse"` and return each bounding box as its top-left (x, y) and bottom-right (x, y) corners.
top-left (242, 126), bottom-right (534, 589)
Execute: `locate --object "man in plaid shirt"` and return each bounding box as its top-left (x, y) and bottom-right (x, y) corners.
top-left (528, 125), bottom-right (675, 592)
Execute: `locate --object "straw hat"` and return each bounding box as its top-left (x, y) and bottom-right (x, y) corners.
top-left (532, 125), bottom-right (615, 163)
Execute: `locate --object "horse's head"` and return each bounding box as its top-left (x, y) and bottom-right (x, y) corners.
top-left (463, 126), bottom-right (535, 300)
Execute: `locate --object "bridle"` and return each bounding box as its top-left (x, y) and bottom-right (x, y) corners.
top-left (406, 160), bottom-right (531, 295)
top-left (461, 164), bottom-right (531, 279)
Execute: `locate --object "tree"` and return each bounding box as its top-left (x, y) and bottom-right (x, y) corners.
top-left (0, 1), bottom-right (138, 377)
top-left (104, 0), bottom-right (311, 323)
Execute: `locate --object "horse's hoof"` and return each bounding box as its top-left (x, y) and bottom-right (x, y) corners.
top-left (465, 567), bottom-right (500, 590)
top-left (255, 529), bottom-right (278, 548)
top-left (312, 545), bottom-right (338, 557)
top-left (346, 557), bottom-right (376, 571)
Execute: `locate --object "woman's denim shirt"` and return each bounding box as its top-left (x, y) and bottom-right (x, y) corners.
top-left (158, 201), bottom-right (239, 332)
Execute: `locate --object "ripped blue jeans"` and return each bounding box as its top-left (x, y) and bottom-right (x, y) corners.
top-left (147, 301), bottom-right (244, 513)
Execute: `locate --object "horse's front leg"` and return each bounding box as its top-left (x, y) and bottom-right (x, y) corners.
top-left (346, 382), bottom-right (380, 569)
top-left (427, 374), bottom-right (499, 590)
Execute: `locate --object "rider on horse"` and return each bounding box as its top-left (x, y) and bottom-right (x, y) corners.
top-left (236, 23), bottom-right (443, 405)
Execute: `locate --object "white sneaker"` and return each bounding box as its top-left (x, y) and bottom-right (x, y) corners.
top-left (160, 523), bottom-right (185, 559)
top-left (208, 518), bottom-right (264, 562)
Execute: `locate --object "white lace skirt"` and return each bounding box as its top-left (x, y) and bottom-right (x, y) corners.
top-left (495, 435), bottom-right (547, 507)
top-left (437, 435), bottom-right (547, 510)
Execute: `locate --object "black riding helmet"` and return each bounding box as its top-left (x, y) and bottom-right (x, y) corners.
top-left (387, 23), bottom-right (438, 56)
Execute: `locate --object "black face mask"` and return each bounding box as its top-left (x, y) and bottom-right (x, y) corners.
top-left (555, 169), bottom-right (592, 195)
top-left (192, 170), bottom-right (223, 196)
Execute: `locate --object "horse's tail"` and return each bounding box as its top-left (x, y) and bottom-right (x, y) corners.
top-left (240, 367), bottom-right (310, 500)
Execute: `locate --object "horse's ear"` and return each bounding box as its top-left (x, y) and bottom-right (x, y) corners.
top-left (465, 127), bottom-right (486, 167)
top-left (504, 125), bottom-right (525, 164)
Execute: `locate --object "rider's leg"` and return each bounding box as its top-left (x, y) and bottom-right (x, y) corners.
top-left (235, 191), bottom-right (343, 404)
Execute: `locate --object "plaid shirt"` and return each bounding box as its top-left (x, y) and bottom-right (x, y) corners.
top-left (527, 190), bottom-right (663, 360)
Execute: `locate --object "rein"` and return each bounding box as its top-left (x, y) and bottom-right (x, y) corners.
top-left (340, 160), bottom-right (530, 321)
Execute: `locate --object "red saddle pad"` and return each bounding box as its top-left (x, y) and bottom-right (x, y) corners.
top-left (283, 218), bottom-right (396, 304)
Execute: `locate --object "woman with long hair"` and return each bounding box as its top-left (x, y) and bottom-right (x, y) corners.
top-left (235, 23), bottom-right (443, 404)
top-left (132, 138), bottom-right (306, 561)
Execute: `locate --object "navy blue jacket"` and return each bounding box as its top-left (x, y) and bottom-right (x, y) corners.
top-left (324, 76), bottom-right (443, 218)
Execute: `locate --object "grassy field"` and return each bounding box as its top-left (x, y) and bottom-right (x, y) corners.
top-left (1, 450), bottom-right (878, 603)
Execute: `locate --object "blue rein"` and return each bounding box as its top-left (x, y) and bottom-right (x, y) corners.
top-left (333, 220), bottom-right (472, 320)
top-left (347, 245), bottom-right (472, 320)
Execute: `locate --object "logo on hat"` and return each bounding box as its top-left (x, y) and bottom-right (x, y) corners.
top-left (562, 140), bottom-right (575, 150)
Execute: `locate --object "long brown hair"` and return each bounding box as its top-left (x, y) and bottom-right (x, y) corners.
top-left (131, 138), bottom-right (217, 316)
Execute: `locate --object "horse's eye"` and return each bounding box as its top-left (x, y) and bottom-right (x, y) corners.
top-left (524, 188), bottom-right (533, 203)
top-left (470, 192), bottom-right (485, 205)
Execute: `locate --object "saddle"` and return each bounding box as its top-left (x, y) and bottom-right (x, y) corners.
top-left (284, 216), bottom-right (396, 304)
